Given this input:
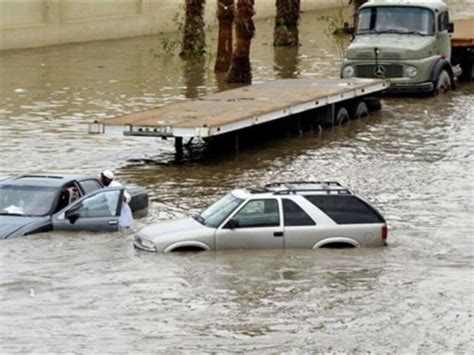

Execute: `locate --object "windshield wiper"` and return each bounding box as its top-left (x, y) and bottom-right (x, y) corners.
top-left (403, 30), bottom-right (428, 36)
top-left (194, 214), bottom-right (206, 225)
top-left (0, 212), bottom-right (24, 216)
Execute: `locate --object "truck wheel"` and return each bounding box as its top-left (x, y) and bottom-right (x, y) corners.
top-left (350, 101), bottom-right (369, 120)
top-left (435, 69), bottom-right (452, 95)
top-left (335, 106), bottom-right (350, 126)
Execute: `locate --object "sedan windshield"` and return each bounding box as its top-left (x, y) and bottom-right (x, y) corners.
top-left (0, 185), bottom-right (57, 217)
top-left (196, 193), bottom-right (243, 228)
top-left (357, 7), bottom-right (434, 36)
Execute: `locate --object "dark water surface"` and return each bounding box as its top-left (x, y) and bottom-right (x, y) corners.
top-left (1, 8), bottom-right (473, 353)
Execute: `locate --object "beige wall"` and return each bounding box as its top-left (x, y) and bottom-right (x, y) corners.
top-left (0, 0), bottom-right (343, 50)
top-left (1, 0), bottom-right (472, 50)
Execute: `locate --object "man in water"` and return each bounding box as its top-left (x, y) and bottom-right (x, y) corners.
top-left (100, 170), bottom-right (133, 228)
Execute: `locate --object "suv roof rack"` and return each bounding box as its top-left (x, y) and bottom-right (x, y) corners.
top-left (263, 181), bottom-right (352, 195)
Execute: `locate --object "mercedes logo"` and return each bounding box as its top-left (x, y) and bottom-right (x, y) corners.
top-left (373, 65), bottom-right (386, 78)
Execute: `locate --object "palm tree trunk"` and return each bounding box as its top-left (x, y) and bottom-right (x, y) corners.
top-left (215, 0), bottom-right (235, 72)
top-left (350, 0), bottom-right (368, 27)
top-left (226, 0), bottom-right (255, 84)
top-left (274, 0), bottom-right (300, 47)
top-left (180, 0), bottom-right (206, 59)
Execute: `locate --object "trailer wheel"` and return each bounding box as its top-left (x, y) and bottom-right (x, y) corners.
top-left (435, 69), bottom-right (452, 95)
top-left (335, 106), bottom-right (350, 126)
top-left (351, 101), bottom-right (369, 120)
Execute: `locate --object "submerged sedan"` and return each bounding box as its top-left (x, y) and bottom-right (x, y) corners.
top-left (0, 174), bottom-right (148, 239)
top-left (134, 181), bottom-right (387, 252)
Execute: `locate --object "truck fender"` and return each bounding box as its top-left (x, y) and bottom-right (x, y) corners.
top-left (430, 59), bottom-right (455, 89)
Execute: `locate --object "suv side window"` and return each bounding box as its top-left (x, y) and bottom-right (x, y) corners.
top-left (233, 199), bottom-right (280, 228)
top-left (282, 199), bottom-right (315, 226)
top-left (80, 179), bottom-right (102, 195)
top-left (438, 11), bottom-right (449, 32)
top-left (74, 190), bottom-right (121, 218)
top-left (304, 195), bottom-right (384, 224)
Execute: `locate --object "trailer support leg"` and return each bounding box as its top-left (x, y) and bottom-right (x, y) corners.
top-left (235, 132), bottom-right (240, 154)
top-left (175, 137), bottom-right (183, 158)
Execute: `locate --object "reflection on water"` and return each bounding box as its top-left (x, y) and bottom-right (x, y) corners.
top-left (1, 7), bottom-right (473, 354)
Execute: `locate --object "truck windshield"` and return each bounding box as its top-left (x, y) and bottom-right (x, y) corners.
top-left (196, 193), bottom-right (243, 228)
top-left (357, 7), bottom-right (434, 36)
top-left (0, 185), bottom-right (57, 217)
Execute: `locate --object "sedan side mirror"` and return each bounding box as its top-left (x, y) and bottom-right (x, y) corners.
top-left (65, 204), bottom-right (81, 224)
top-left (225, 218), bottom-right (239, 230)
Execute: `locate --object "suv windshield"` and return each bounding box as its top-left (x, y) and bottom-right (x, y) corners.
top-left (196, 193), bottom-right (243, 228)
top-left (357, 7), bottom-right (434, 36)
top-left (0, 185), bottom-right (57, 217)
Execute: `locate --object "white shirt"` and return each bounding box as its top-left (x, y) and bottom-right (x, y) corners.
top-left (109, 180), bottom-right (131, 203)
top-left (119, 203), bottom-right (133, 228)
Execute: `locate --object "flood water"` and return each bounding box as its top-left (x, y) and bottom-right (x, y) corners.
top-left (1, 6), bottom-right (473, 353)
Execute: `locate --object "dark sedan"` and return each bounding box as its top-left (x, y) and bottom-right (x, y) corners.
top-left (0, 174), bottom-right (148, 239)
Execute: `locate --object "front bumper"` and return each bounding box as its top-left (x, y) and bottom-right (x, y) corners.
top-left (386, 81), bottom-right (434, 94)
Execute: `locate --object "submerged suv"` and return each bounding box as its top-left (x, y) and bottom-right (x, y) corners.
top-left (134, 182), bottom-right (387, 253)
top-left (341, 0), bottom-right (455, 94)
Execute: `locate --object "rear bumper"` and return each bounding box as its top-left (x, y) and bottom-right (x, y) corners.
top-left (387, 81), bottom-right (434, 94)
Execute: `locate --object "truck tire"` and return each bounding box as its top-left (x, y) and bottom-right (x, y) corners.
top-left (350, 101), bottom-right (369, 120)
top-left (335, 106), bottom-right (350, 126)
top-left (435, 69), bottom-right (452, 95)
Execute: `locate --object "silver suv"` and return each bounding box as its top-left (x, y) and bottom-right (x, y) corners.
top-left (134, 182), bottom-right (387, 252)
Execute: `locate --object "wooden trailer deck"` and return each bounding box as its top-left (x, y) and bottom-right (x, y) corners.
top-left (452, 17), bottom-right (474, 47)
top-left (89, 78), bottom-right (388, 148)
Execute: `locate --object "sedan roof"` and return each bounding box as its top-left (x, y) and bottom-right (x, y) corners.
top-left (0, 174), bottom-right (95, 188)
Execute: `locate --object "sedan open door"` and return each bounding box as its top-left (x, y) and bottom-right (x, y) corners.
top-left (52, 188), bottom-right (124, 232)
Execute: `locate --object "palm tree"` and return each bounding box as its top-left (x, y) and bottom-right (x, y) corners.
top-left (226, 0), bottom-right (255, 84)
top-left (349, 0), bottom-right (368, 27)
top-left (274, 0), bottom-right (300, 47)
top-left (180, 0), bottom-right (206, 59)
top-left (215, 0), bottom-right (235, 72)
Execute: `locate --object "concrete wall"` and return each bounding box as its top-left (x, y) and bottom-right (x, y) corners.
top-left (0, 0), bottom-right (343, 50)
top-left (1, 0), bottom-right (471, 51)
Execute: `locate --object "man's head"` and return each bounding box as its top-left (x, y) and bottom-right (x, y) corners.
top-left (100, 169), bottom-right (114, 186)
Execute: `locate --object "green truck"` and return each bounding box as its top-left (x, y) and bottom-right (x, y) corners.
top-left (341, 0), bottom-right (460, 95)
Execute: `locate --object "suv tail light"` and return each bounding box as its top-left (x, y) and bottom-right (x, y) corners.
top-left (382, 225), bottom-right (388, 240)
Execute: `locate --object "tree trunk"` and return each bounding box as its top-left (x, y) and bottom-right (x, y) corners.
top-left (274, 0), bottom-right (300, 47)
top-left (180, 0), bottom-right (206, 59)
top-left (226, 0), bottom-right (255, 84)
top-left (350, 0), bottom-right (368, 27)
top-left (215, 0), bottom-right (235, 72)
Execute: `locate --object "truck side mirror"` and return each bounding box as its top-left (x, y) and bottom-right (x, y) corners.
top-left (343, 22), bottom-right (355, 35)
top-left (448, 23), bottom-right (454, 33)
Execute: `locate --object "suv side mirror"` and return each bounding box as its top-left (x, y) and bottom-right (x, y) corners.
top-left (448, 22), bottom-right (454, 33)
top-left (343, 22), bottom-right (355, 35)
top-left (225, 218), bottom-right (239, 230)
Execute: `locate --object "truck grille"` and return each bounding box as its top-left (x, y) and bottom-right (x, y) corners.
top-left (355, 64), bottom-right (403, 78)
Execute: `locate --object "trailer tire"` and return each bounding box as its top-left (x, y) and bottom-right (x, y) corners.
top-left (434, 69), bottom-right (452, 95)
top-left (335, 106), bottom-right (350, 126)
top-left (350, 101), bottom-right (369, 120)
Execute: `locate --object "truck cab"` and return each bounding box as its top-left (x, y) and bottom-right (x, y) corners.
top-left (341, 0), bottom-right (455, 95)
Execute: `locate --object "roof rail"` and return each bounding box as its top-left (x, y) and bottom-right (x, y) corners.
top-left (264, 181), bottom-right (351, 195)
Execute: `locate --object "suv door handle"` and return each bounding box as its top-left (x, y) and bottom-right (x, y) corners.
top-left (273, 231), bottom-right (284, 237)
top-left (108, 220), bottom-right (118, 226)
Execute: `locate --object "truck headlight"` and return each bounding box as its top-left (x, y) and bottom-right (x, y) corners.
top-left (405, 66), bottom-right (418, 78)
top-left (342, 66), bottom-right (355, 79)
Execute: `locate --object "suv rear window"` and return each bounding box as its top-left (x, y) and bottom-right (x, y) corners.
top-left (304, 195), bottom-right (384, 224)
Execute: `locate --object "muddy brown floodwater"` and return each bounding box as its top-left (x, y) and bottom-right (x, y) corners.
top-left (1, 7), bottom-right (473, 353)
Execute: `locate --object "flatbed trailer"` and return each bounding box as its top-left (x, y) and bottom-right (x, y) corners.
top-left (89, 78), bottom-right (388, 155)
top-left (452, 17), bottom-right (474, 81)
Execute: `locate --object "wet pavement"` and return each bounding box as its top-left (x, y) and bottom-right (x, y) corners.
top-left (1, 6), bottom-right (473, 353)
